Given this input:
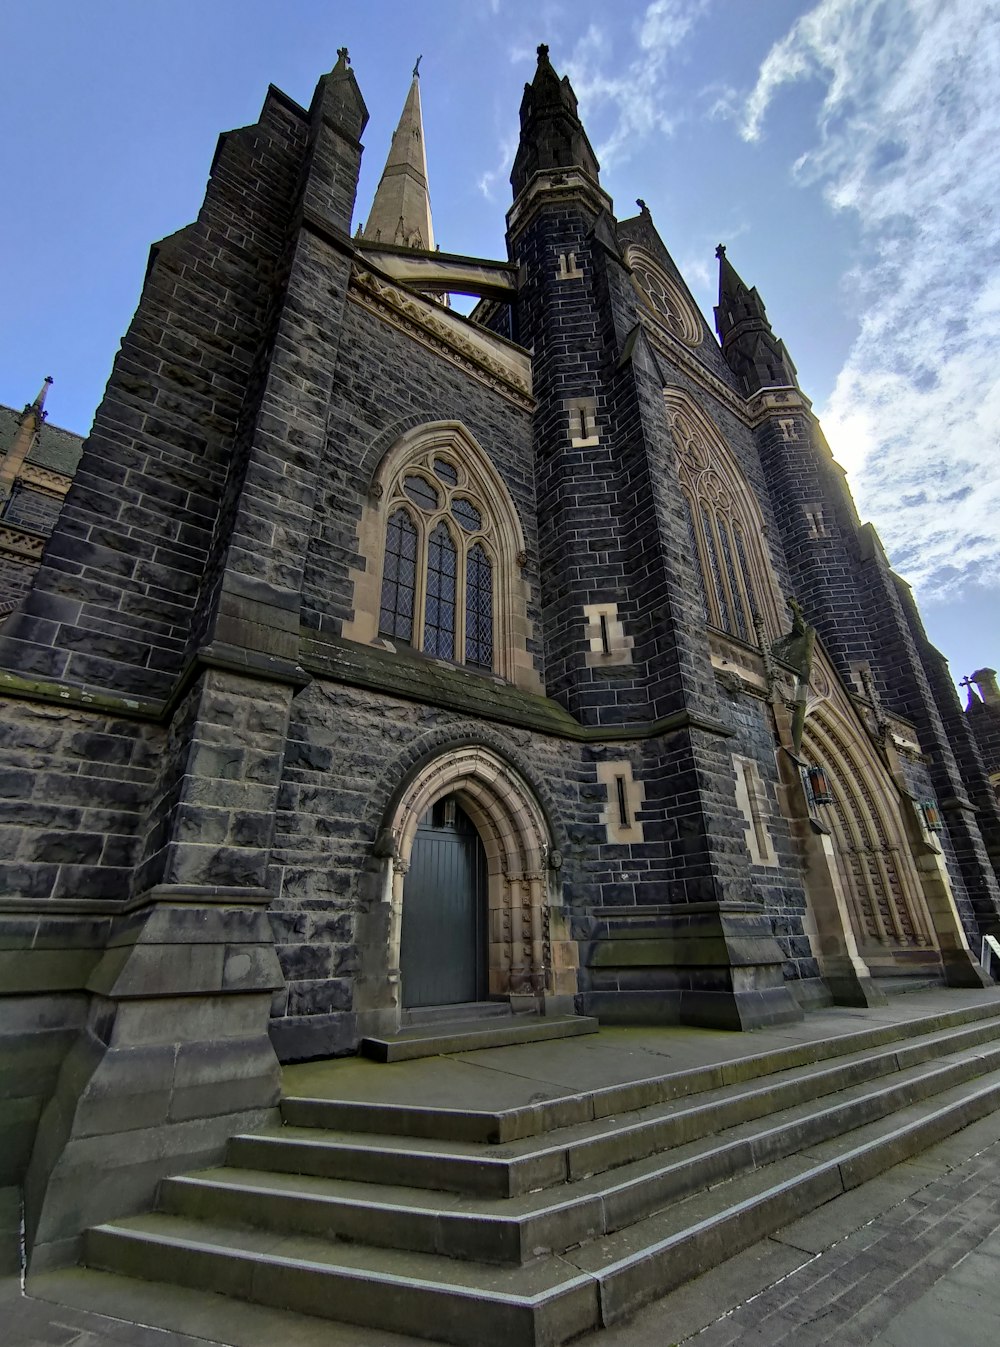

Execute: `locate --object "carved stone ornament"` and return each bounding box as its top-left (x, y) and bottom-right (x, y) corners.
top-left (548, 848), bottom-right (563, 870)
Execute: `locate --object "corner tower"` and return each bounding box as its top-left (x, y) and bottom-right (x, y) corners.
top-left (508, 45), bottom-right (802, 1031)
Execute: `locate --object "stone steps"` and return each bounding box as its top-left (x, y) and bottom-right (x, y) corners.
top-left (230, 1013), bottom-right (1000, 1199)
top-left (159, 1043), bottom-right (1000, 1265)
top-left (359, 1012), bottom-right (599, 1063)
top-left (75, 998), bottom-right (1000, 1347)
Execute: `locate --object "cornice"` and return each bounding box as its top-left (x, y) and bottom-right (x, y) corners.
top-left (0, 522), bottom-right (45, 561)
top-left (19, 461), bottom-right (72, 495)
top-left (506, 167), bottom-right (614, 241)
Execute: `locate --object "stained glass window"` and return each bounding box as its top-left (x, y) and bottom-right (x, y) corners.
top-left (681, 493), bottom-right (708, 621)
top-left (433, 459), bottom-right (458, 486)
top-left (403, 475), bottom-right (440, 512)
top-left (718, 517), bottom-right (748, 641)
top-left (379, 509), bottom-right (418, 643)
top-left (465, 544), bottom-right (493, 668)
top-left (732, 525), bottom-right (760, 622)
top-left (452, 498), bottom-right (482, 532)
top-left (423, 522), bottom-right (457, 659)
top-left (701, 505), bottom-right (731, 633)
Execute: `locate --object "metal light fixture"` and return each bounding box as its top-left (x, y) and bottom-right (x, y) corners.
top-left (920, 799), bottom-right (943, 832)
top-left (807, 765), bottom-right (833, 806)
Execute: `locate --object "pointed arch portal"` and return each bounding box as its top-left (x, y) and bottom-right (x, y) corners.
top-left (360, 746), bottom-right (575, 1027)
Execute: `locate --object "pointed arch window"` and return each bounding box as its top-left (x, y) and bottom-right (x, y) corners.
top-left (376, 447), bottom-right (501, 672)
top-left (422, 522), bottom-right (458, 658)
top-left (666, 393), bottom-right (782, 641)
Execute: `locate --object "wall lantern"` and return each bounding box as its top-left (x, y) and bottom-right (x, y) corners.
top-left (920, 799), bottom-right (943, 832)
top-left (807, 765), bottom-right (833, 806)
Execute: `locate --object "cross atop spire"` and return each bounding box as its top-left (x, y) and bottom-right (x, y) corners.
top-left (362, 62), bottom-right (434, 250)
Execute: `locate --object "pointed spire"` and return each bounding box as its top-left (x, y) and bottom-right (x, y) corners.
top-left (1, 376), bottom-right (53, 505)
top-left (714, 245), bottom-right (797, 394)
top-left (510, 44), bottom-right (600, 200)
top-left (362, 61), bottom-right (434, 250)
top-left (26, 375), bottom-right (53, 421)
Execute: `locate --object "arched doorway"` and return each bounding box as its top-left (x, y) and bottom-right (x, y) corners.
top-left (355, 743), bottom-right (580, 1036)
top-left (803, 713), bottom-right (938, 976)
top-left (400, 795), bottom-right (489, 1007)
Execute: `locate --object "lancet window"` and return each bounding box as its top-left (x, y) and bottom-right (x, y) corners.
top-left (664, 393), bottom-right (782, 640)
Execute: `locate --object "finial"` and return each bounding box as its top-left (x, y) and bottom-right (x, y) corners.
top-left (716, 243), bottom-right (726, 259)
top-left (413, 55), bottom-right (422, 78)
top-left (636, 198), bottom-right (648, 213)
top-left (537, 43), bottom-right (550, 63)
top-left (336, 46), bottom-right (350, 66)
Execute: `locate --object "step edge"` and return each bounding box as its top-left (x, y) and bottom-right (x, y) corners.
top-left (166, 1051), bottom-right (1000, 1230)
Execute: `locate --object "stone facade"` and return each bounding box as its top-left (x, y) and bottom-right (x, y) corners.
top-left (2, 44), bottom-right (999, 1270)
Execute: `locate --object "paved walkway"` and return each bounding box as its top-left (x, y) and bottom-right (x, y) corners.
top-left (9, 989), bottom-right (1000, 1346)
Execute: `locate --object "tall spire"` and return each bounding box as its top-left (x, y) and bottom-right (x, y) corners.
top-left (362, 60), bottom-right (434, 250)
top-left (714, 245), bottom-right (797, 394)
top-left (510, 44), bottom-right (600, 200)
top-left (0, 376), bottom-right (53, 507)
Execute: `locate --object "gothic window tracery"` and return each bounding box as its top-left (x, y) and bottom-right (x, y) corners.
top-left (665, 392), bottom-right (782, 640)
top-left (625, 244), bottom-right (703, 347)
top-left (377, 449), bottom-right (499, 671)
top-left (346, 422), bottom-right (538, 691)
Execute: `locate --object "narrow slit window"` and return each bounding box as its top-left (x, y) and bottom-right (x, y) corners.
top-left (615, 775), bottom-right (630, 830)
top-left (742, 763), bottom-right (770, 859)
top-left (599, 613), bottom-right (611, 654)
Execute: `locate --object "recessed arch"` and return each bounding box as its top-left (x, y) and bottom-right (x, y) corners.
top-left (664, 388), bottom-right (784, 640)
top-left (356, 743), bottom-right (578, 1027)
top-left (802, 702), bottom-right (939, 973)
top-left (343, 421), bottom-right (540, 691)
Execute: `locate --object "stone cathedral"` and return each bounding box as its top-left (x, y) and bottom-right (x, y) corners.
top-left (3, 46), bottom-right (1000, 1275)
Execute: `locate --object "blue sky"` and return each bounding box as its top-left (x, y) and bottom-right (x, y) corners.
top-left (1, 0), bottom-right (997, 689)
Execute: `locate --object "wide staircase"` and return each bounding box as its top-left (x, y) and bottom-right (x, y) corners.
top-left (72, 995), bottom-right (1000, 1346)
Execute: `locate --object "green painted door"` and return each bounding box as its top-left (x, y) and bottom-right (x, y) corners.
top-left (400, 796), bottom-right (488, 1008)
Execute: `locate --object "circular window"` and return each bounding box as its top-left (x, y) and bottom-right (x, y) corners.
top-left (403, 475), bottom-right (440, 512)
top-left (626, 246), bottom-right (703, 347)
top-left (452, 498), bottom-right (482, 532)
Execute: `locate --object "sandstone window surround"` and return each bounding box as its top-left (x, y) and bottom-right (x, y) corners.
top-left (664, 389), bottom-right (783, 643)
top-left (625, 243), bottom-right (703, 347)
top-left (344, 422), bottom-right (540, 692)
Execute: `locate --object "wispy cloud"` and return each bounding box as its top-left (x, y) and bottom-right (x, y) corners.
top-left (477, 128), bottom-right (519, 200)
top-left (479, 1), bottom-right (710, 197)
top-left (741, 0), bottom-right (1000, 600)
top-left (564, 1), bottom-right (713, 167)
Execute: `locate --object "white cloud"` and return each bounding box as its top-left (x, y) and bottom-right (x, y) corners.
top-left (562, 2), bottom-right (712, 167)
top-left (743, 0), bottom-right (1000, 599)
top-left (480, 2), bottom-right (711, 197)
